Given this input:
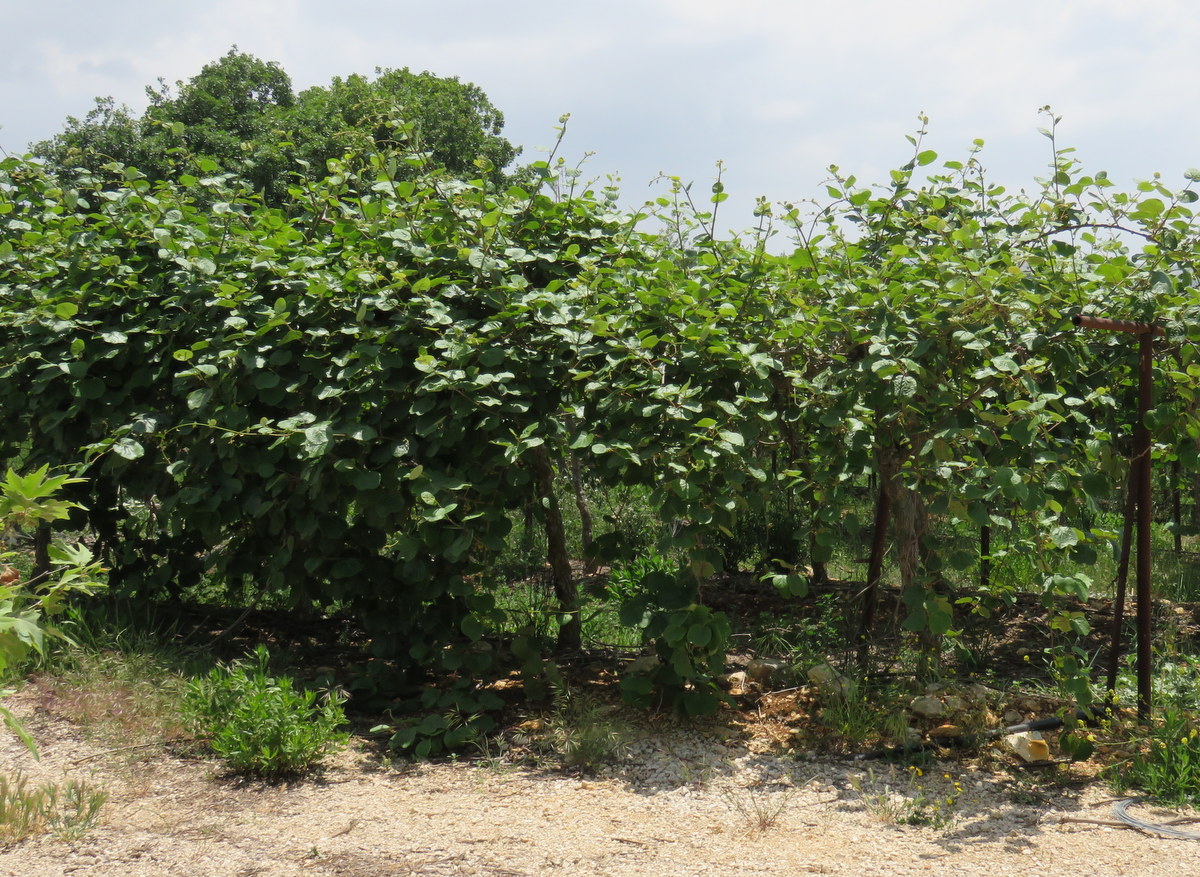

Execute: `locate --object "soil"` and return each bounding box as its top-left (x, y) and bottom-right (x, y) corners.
top-left (3, 694), bottom-right (1200, 877)
top-left (4, 577), bottom-right (1200, 876)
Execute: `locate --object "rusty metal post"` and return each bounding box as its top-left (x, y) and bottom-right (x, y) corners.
top-left (1104, 469), bottom-right (1137, 698)
top-left (980, 522), bottom-right (991, 593)
top-left (1073, 314), bottom-right (1162, 722)
top-left (1173, 459), bottom-right (1183, 554)
top-left (1135, 330), bottom-right (1154, 722)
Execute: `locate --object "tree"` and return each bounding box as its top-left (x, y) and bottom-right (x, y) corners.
top-left (288, 68), bottom-right (519, 183)
top-left (32, 49), bottom-right (519, 204)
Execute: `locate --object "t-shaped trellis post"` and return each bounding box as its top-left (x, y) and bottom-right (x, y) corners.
top-left (1072, 314), bottom-right (1163, 722)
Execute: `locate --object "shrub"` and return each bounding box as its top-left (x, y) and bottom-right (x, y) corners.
top-left (184, 646), bottom-right (348, 778)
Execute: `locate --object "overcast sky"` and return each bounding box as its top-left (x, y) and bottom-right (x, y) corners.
top-left (3, 0), bottom-right (1199, 234)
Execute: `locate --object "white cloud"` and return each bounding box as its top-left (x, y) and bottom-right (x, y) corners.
top-left (5, 0), bottom-right (1200, 225)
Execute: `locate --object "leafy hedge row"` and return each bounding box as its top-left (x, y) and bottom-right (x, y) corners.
top-left (5, 112), bottom-right (1200, 727)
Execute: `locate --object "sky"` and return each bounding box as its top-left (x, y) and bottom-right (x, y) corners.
top-left (4, 0), bottom-right (1200, 237)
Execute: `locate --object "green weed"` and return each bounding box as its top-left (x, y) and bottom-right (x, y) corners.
top-left (504, 685), bottom-right (632, 774)
top-left (752, 593), bottom-right (843, 665)
top-left (0, 773), bottom-right (107, 844)
top-left (719, 777), bottom-right (796, 834)
top-left (818, 680), bottom-right (909, 751)
top-left (544, 685), bottom-right (629, 773)
top-left (1108, 708), bottom-right (1200, 806)
top-left (183, 645), bottom-right (348, 779)
top-left (850, 765), bottom-right (962, 829)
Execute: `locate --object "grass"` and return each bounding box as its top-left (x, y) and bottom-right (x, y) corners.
top-left (818, 682), bottom-right (914, 752)
top-left (0, 773), bottom-right (107, 844)
top-left (849, 765), bottom-right (963, 829)
top-left (21, 601), bottom-right (199, 754)
top-left (29, 648), bottom-right (189, 753)
top-left (500, 684), bottom-right (634, 774)
top-left (719, 777), bottom-right (797, 834)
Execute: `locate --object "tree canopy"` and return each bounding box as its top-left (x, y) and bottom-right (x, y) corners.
top-left (31, 49), bottom-right (520, 204)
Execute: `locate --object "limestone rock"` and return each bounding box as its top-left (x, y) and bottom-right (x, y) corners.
top-left (943, 695), bottom-right (967, 714)
top-left (719, 670), bottom-right (750, 694)
top-left (746, 658), bottom-right (790, 686)
top-left (910, 695), bottom-right (946, 718)
top-left (806, 662), bottom-right (857, 701)
top-left (627, 655), bottom-right (660, 675)
top-left (966, 682), bottom-right (1001, 701)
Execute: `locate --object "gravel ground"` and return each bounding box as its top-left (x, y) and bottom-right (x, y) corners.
top-left (1, 703), bottom-right (1199, 876)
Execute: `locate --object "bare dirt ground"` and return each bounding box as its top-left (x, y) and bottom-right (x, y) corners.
top-left (3, 698), bottom-right (1200, 877)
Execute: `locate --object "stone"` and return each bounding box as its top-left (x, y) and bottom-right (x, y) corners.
top-left (806, 662), bottom-right (857, 701)
top-left (943, 695), bottom-right (967, 714)
top-left (928, 723), bottom-right (963, 740)
top-left (746, 658), bottom-right (790, 685)
top-left (966, 682), bottom-right (1001, 702)
top-left (719, 671), bottom-right (750, 694)
top-left (1004, 731), bottom-right (1051, 763)
top-left (627, 655), bottom-right (660, 675)
top-left (910, 695), bottom-right (946, 718)
top-left (1002, 709), bottom-right (1023, 726)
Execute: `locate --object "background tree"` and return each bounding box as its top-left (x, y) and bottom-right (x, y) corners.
top-left (32, 49), bottom-right (519, 204)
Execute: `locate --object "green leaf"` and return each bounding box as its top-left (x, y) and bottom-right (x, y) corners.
top-left (1049, 526), bottom-right (1079, 549)
top-left (112, 438), bottom-right (145, 460)
top-left (990, 354), bottom-right (1019, 375)
top-left (893, 375), bottom-right (918, 398)
top-left (461, 615), bottom-right (484, 641)
top-left (300, 423), bottom-right (334, 458)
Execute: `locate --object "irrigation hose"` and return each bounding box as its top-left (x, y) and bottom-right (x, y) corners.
top-left (1113, 798), bottom-right (1200, 840)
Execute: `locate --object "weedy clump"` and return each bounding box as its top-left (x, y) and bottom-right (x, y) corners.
top-left (719, 776), bottom-right (797, 834)
top-left (183, 645), bottom-right (348, 779)
top-left (1107, 708), bottom-right (1200, 806)
top-left (850, 765), bottom-right (963, 829)
top-left (545, 685), bottom-right (630, 773)
top-left (0, 773), bottom-right (107, 844)
top-left (504, 684), bottom-right (632, 774)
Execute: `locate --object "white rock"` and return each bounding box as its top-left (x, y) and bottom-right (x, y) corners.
top-left (806, 662), bottom-right (858, 701)
top-left (910, 695), bottom-right (946, 718)
top-left (746, 658), bottom-right (789, 685)
top-left (943, 695), bottom-right (967, 714)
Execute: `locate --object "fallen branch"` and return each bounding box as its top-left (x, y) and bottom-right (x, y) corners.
top-left (70, 736), bottom-right (202, 765)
